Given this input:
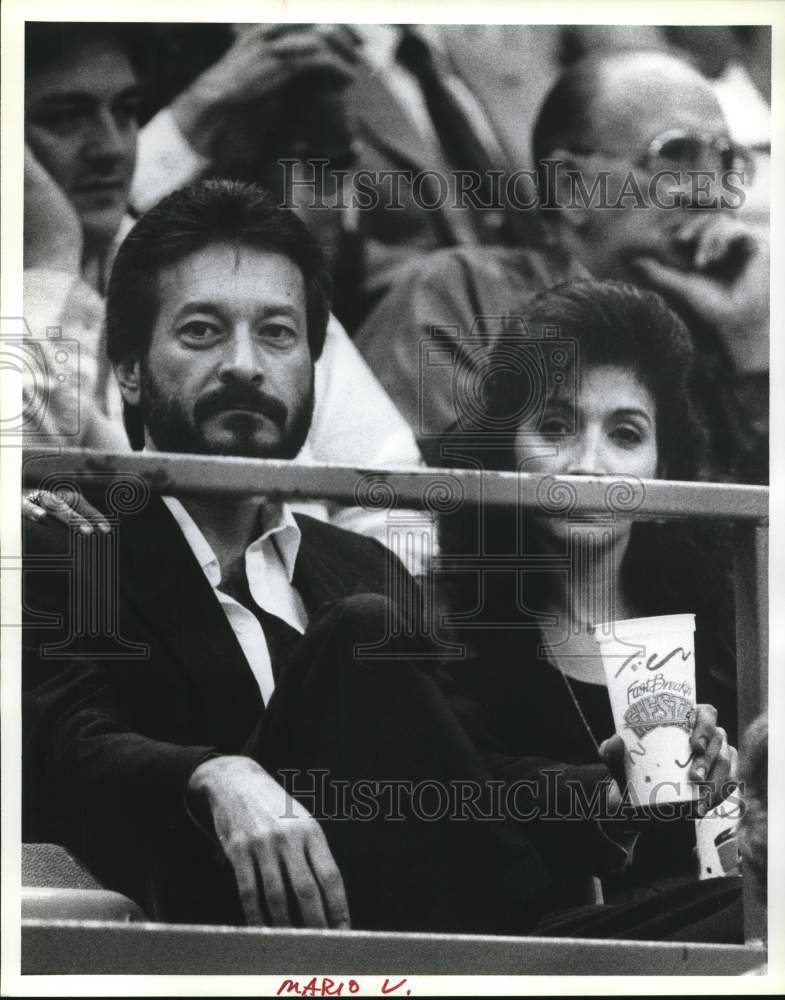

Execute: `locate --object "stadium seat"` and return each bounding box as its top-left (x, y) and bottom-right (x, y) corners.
top-left (22, 843), bottom-right (145, 921)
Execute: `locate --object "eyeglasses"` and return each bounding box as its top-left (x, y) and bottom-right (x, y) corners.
top-left (569, 129), bottom-right (755, 182)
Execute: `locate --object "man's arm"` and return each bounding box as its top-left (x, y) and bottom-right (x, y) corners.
top-left (23, 518), bottom-right (348, 927)
top-left (23, 145), bottom-right (130, 450)
top-left (25, 643), bottom-right (349, 927)
top-left (130, 25), bottom-right (360, 213)
top-left (24, 144), bottom-right (82, 274)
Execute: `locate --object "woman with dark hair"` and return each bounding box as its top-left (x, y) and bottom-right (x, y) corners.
top-left (435, 279), bottom-right (739, 911)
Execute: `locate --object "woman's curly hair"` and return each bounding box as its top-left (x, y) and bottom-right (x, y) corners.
top-left (457, 279), bottom-right (711, 480)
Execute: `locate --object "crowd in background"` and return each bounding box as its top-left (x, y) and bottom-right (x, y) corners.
top-left (23, 21), bottom-right (770, 483)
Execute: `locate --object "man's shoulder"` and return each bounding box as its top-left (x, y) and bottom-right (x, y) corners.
top-left (22, 513), bottom-right (73, 558)
top-left (293, 513), bottom-right (409, 600)
top-left (22, 490), bottom-right (171, 572)
top-left (294, 512), bottom-right (392, 562)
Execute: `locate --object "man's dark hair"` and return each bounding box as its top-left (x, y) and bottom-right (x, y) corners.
top-left (25, 21), bottom-right (152, 79)
top-left (106, 179), bottom-right (332, 449)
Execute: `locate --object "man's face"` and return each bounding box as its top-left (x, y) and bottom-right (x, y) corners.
top-left (25, 36), bottom-right (139, 247)
top-left (125, 244), bottom-right (314, 460)
top-left (563, 54), bottom-right (734, 280)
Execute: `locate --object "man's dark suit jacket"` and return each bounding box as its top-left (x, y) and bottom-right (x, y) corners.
top-left (22, 489), bottom-right (405, 921)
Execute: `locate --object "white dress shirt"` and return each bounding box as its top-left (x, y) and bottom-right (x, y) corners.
top-left (162, 495), bottom-right (308, 705)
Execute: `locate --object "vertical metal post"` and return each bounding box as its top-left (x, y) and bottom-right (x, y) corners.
top-left (733, 519), bottom-right (768, 944)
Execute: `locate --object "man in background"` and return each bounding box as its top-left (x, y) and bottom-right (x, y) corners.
top-left (354, 49), bottom-right (769, 484)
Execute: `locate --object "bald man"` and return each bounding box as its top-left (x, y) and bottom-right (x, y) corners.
top-left (355, 50), bottom-right (769, 483)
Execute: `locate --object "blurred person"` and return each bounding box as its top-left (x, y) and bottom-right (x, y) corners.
top-left (559, 25), bottom-right (770, 177)
top-left (738, 713), bottom-right (767, 909)
top-left (22, 21), bottom-right (428, 561)
top-left (24, 22), bottom-right (147, 447)
top-left (355, 49), bottom-right (769, 484)
top-left (737, 712), bottom-right (768, 969)
top-left (25, 24), bottom-right (142, 290)
top-left (435, 281), bottom-right (742, 927)
top-left (663, 26), bottom-right (770, 228)
top-left (129, 23), bottom-right (563, 327)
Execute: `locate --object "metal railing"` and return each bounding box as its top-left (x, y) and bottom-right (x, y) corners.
top-left (21, 447), bottom-right (769, 961)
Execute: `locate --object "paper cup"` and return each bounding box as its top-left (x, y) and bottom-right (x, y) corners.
top-left (695, 798), bottom-right (742, 879)
top-left (594, 614), bottom-right (699, 808)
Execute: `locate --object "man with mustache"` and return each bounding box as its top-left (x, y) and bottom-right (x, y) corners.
top-left (22, 21), bottom-right (426, 563)
top-left (24, 178), bottom-right (558, 932)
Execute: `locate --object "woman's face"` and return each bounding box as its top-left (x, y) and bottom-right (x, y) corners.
top-left (514, 364), bottom-right (659, 541)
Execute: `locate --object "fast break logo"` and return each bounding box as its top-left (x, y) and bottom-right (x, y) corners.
top-left (624, 690), bottom-right (694, 740)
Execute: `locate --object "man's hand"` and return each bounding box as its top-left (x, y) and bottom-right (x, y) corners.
top-left (633, 217), bottom-right (769, 375)
top-left (24, 144), bottom-right (82, 273)
top-left (187, 755), bottom-right (350, 928)
top-left (23, 488), bottom-right (111, 535)
top-left (171, 24), bottom-right (361, 157)
top-left (599, 703), bottom-right (737, 816)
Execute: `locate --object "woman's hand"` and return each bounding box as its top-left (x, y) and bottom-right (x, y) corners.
top-left (23, 488), bottom-right (110, 535)
top-left (689, 703), bottom-right (738, 815)
top-left (599, 703), bottom-right (737, 816)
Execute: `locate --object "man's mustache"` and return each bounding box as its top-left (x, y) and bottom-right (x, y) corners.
top-left (195, 385), bottom-right (288, 428)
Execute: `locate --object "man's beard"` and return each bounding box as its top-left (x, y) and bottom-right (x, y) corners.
top-left (137, 366), bottom-right (315, 460)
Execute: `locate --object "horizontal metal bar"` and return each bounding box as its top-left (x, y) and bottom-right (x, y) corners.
top-left (23, 448), bottom-right (769, 522)
top-left (21, 920), bottom-right (767, 976)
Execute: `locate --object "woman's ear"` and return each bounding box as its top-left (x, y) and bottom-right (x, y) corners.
top-left (113, 358), bottom-right (141, 406)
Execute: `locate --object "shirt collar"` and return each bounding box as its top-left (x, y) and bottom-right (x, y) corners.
top-left (161, 495), bottom-right (302, 587)
top-left (249, 502), bottom-right (302, 584)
